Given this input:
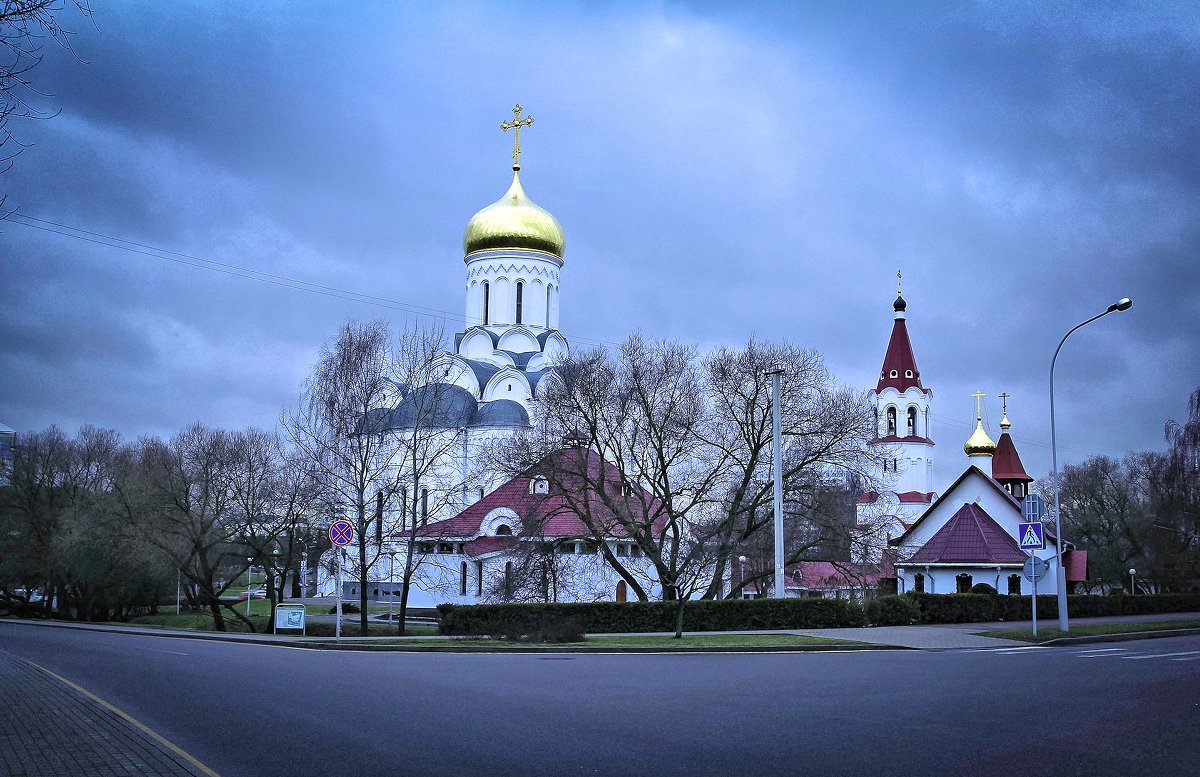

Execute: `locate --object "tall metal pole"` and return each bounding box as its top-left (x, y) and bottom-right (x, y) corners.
top-left (175, 569), bottom-right (180, 616)
top-left (1050, 297), bottom-right (1132, 633)
top-left (335, 549), bottom-right (343, 641)
top-left (769, 369), bottom-right (785, 598)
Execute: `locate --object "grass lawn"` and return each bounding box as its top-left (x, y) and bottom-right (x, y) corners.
top-left (321, 633), bottom-right (865, 649)
top-left (977, 619), bottom-right (1200, 642)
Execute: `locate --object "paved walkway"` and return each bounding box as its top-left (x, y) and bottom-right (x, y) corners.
top-left (0, 648), bottom-right (212, 777)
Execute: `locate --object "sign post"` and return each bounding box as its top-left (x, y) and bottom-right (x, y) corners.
top-left (273, 603), bottom-right (307, 636)
top-left (329, 520), bottom-right (355, 641)
top-left (1020, 521), bottom-right (1048, 637)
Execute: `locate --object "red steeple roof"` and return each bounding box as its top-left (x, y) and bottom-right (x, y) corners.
top-left (991, 432), bottom-right (1033, 483)
top-left (875, 294), bottom-right (926, 394)
top-left (907, 502), bottom-right (1026, 564)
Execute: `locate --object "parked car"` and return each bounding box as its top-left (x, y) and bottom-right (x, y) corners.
top-left (238, 587), bottom-right (268, 600)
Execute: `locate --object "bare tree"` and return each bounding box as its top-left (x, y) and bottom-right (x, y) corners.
top-left (283, 320), bottom-right (400, 635)
top-left (1, 0), bottom-right (92, 208)
top-left (385, 323), bottom-right (486, 634)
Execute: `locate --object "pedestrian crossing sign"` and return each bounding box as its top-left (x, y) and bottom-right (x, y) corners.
top-left (1018, 521), bottom-right (1045, 550)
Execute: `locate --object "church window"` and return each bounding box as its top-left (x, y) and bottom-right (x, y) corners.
top-left (398, 487), bottom-right (407, 529)
top-left (515, 281), bottom-right (524, 324)
top-left (615, 543), bottom-right (628, 557)
top-left (495, 524), bottom-right (512, 536)
top-left (890, 370), bottom-right (898, 378)
top-left (914, 573), bottom-right (925, 593)
top-left (545, 286), bottom-right (552, 327)
top-left (478, 487), bottom-right (485, 500)
top-left (482, 282), bottom-right (490, 325)
top-left (955, 573), bottom-right (973, 593)
top-left (886, 407), bottom-right (897, 436)
top-left (460, 562), bottom-right (468, 596)
top-left (1007, 574), bottom-right (1021, 595)
top-left (529, 476), bottom-right (549, 494)
top-left (906, 407), bottom-right (917, 437)
top-left (905, 369), bottom-right (913, 378)
top-left (893, 458), bottom-right (898, 471)
top-left (437, 542), bottom-right (454, 554)
top-left (421, 488), bottom-right (428, 520)
top-left (476, 561), bottom-right (484, 596)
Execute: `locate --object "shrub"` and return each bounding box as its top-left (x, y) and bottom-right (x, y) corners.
top-left (328, 603), bottom-right (360, 615)
top-left (864, 595), bottom-right (921, 626)
top-left (437, 596), bottom-right (868, 636)
top-left (970, 583), bottom-right (997, 595)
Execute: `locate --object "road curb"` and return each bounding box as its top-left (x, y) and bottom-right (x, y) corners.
top-left (1036, 627), bottom-right (1200, 646)
top-left (1, 618), bottom-right (909, 653)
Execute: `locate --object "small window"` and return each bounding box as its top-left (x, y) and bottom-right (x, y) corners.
top-left (1007, 574), bottom-right (1021, 595)
top-left (515, 281), bottom-right (524, 324)
top-left (437, 542), bottom-right (454, 554)
top-left (482, 282), bottom-right (490, 325)
top-left (615, 544), bottom-right (628, 557)
top-left (460, 562), bottom-right (468, 596)
top-left (886, 407), bottom-right (897, 436)
top-left (629, 545), bottom-right (641, 558)
top-left (914, 573), bottom-right (925, 593)
top-left (421, 488), bottom-right (428, 520)
top-left (546, 286), bottom-right (552, 327)
top-left (476, 561), bottom-right (483, 597)
top-left (890, 370), bottom-right (898, 378)
top-left (956, 573), bottom-right (973, 593)
top-left (495, 524), bottom-right (512, 536)
top-left (906, 406), bottom-right (917, 437)
top-left (905, 369), bottom-right (913, 378)
top-left (529, 476), bottom-right (549, 494)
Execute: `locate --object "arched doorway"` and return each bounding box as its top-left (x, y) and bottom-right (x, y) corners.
top-left (615, 580), bottom-right (628, 603)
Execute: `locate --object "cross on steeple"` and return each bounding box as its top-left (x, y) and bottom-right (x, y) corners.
top-left (501, 104), bottom-right (535, 171)
top-left (999, 392), bottom-right (1009, 414)
top-left (897, 269), bottom-right (903, 296)
top-left (972, 389), bottom-right (986, 420)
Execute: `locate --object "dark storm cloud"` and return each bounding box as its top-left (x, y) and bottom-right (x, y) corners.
top-left (2, 1), bottom-right (1197, 484)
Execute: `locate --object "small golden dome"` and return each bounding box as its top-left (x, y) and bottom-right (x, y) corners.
top-left (463, 171), bottom-right (564, 258)
top-left (964, 419), bottom-right (997, 457)
top-left (999, 411), bottom-right (1012, 430)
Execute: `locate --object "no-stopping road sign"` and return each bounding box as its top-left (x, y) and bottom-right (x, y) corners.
top-left (329, 520), bottom-right (355, 547)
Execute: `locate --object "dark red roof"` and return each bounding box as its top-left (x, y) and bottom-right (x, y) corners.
top-left (875, 317), bottom-right (926, 394)
top-left (868, 435), bottom-right (934, 445)
top-left (991, 432), bottom-right (1033, 483)
top-left (416, 447), bottom-right (664, 541)
top-left (464, 537), bottom-right (517, 557)
top-left (904, 502), bottom-right (1027, 564)
top-left (856, 490), bottom-right (935, 506)
top-left (784, 560), bottom-right (893, 590)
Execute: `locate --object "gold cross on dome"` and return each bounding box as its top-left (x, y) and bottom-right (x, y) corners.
top-left (501, 104), bottom-right (535, 170)
top-left (972, 390), bottom-right (986, 420)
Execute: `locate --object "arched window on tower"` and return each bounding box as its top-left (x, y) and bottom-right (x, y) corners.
top-left (515, 281), bottom-right (524, 324)
top-left (545, 286), bottom-right (552, 327)
top-left (482, 282), bottom-right (490, 325)
top-left (906, 406), bottom-right (917, 437)
top-left (886, 407), bottom-right (897, 436)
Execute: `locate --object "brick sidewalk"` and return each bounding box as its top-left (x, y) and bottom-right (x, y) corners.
top-left (0, 649), bottom-right (212, 777)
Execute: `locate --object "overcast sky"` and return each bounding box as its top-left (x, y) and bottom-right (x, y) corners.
top-left (2, 1), bottom-right (1197, 486)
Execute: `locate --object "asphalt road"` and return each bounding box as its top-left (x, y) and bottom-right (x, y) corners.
top-left (2, 624), bottom-right (1198, 777)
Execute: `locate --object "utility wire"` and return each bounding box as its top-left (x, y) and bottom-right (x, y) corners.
top-left (5, 212), bottom-right (625, 350)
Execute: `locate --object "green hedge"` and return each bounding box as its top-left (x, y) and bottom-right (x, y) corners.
top-left (438, 593), bottom-right (1200, 635)
top-left (906, 592), bottom-right (1200, 624)
top-left (437, 597), bottom-right (867, 636)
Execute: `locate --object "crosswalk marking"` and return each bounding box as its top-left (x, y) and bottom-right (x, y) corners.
top-left (1171, 656), bottom-right (1200, 661)
top-left (1073, 648), bottom-right (1127, 655)
top-left (1120, 651), bottom-right (1200, 661)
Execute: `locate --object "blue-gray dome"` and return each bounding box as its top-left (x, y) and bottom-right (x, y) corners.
top-left (387, 384), bottom-right (477, 429)
top-left (471, 399), bottom-right (530, 428)
top-left (357, 407), bottom-right (394, 435)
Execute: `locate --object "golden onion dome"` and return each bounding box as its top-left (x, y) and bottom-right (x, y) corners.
top-left (964, 419), bottom-right (997, 457)
top-left (463, 171), bottom-right (564, 259)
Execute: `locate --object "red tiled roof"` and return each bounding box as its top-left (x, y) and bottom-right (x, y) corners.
top-left (856, 490), bottom-right (935, 505)
top-left (904, 502), bottom-right (1027, 564)
top-left (868, 435), bottom-right (935, 446)
top-left (991, 432), bottom-right (1033, 483)
top-left (875, 317), bottom-right (926, 394)
top-left (784, 560), bottom-right (892, 590)
top-left (464, 537), bottom-right (517, 557)
top-left (416, 447), bottom-right (665, 541)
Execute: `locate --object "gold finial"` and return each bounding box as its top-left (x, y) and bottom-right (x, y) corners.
top-left (501, 104), bottom-right (535, 171)
top-left (999, 392), bottom-right (1012, 430)
top-left (965, 390), bottom-right (996, 457)
top-left (897, 269), bottom-right (903, 296)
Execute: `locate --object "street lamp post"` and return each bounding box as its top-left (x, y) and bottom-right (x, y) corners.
top-left (1050, 297), bottom-right (1132, 633)
top-left (388, 551), bottom-right (397, 626)
top-left (245, 557), bottom-right (254, 617)
top-left (766, 368), bottom-right (785, 598)
top-left (1129, 568), bottom-right (1137, 596)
